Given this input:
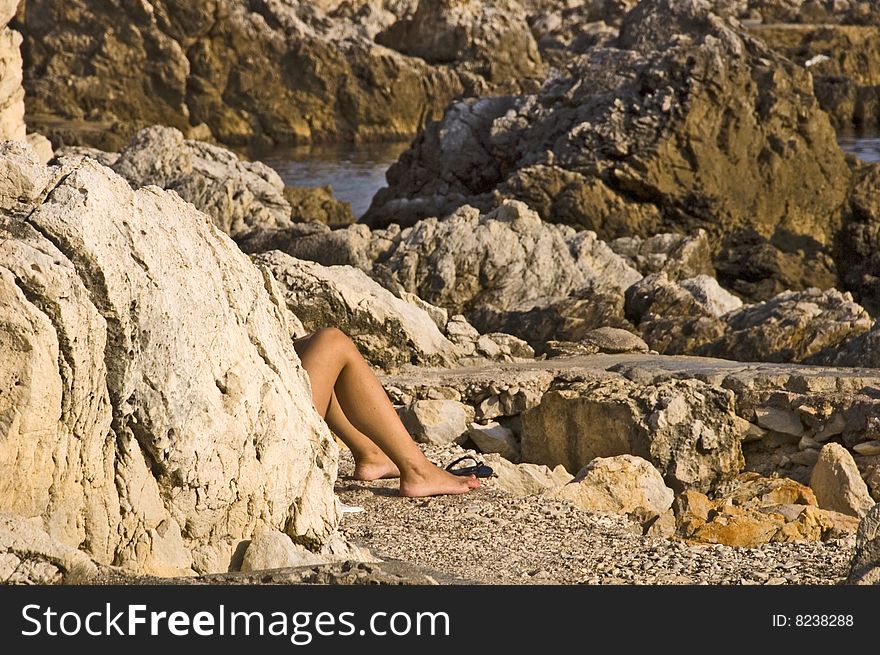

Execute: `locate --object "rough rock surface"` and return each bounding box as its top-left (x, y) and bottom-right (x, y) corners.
top-left (701, 288), bottom-right (873, 363)
top-left (0, 145), bottom-right (340, 575)
top-left (20, 0), bottom-right (551, 150)
top-left (520, 377), bottom-right (745, 493)
top-left (489, 458), bottom-right (573, 496)
top-left (364, 0), bottom-right (850, 302)
top-left (112, 126), bottom-right (292, 238)
top-left (836, 163), bottom-right (880, 315)
top-left (254, 250), bottom-right (461, 371)
top-left (627, 277), bottom-right (873, 363)
top-left (810, 443), bottom-right (876, 518)
top-left (846, 502), bottom-right (880, 585)
top-left (376, 0), bottom-right (544, 87)
top-left (398, 399), bottom-right (474, 445)
top-left (0, 513), bottom-right (106, 584)
top-left (748, 23), bottom-right (880, 130)
top-left (382, 353), bottom-right (880, 504)
top-left (285, 185), bottom-right (355, 226)
top-left (609, 230), bottom-right (714, 281)
top-left (0, 0), bottom-right (24, 141)
top-left (555, 455), bottom-right (674, 521)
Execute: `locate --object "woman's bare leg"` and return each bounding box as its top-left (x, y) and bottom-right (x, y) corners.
top-left (294, 328), bottom-right (479, 497)
top-left (325, 391), bottom-right (400, 480)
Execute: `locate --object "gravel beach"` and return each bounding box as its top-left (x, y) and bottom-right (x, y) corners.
top-left (337, 445), bottom-right (855, 586)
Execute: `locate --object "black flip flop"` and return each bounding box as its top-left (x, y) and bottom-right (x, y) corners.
top-left (445, 455), bottom-right (493, 478)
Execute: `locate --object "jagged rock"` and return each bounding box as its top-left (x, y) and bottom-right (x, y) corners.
top-left (253, 251), bottom-right (461, 371)
top-left (374, 201), bottom-right (641, 341)
top-left (700, 288), bottom-right (873, 363)
top-left (487, 458), bottom-right (573, 496)
top-left (625, 272), bottom-right (712, 325)
top-left (555, 455), bottom-right (674, 522)
top-left (837, 163), bottom-right (880, 315)
top-left (674, 473), bottom-right (857, 546)
top-left (112, 126), bottom-right (292, 238)
top-left (0, 2), bottom-right (24, 142)
top-left (284, 185), bottom-right (355, 226)
top-left (609, 230), bottom-right (714, 281)
top-left (683, 503), bottom-right (855, 547)
top-left (680, 275), bottom-right (743, 317)
top-left (237, 221), bottom-right (389, 271)
top-left (527, 0), bottom-right (635, 66)
top-left (520, 376), bottom-right (745, 493)
top-left (376, 0), bottom-right (544, 87)
top-left (473, 280), bottom-right (634, 350)
top-left (638, 315), bottom-right (728, 356)
top-left (0, 514), bottom-right (104, 584)
top-left (0, 140), bottom-right (49, 210)
top-left (467, 421), bottom-right (519, 460)
top-left (242, 199), bottom-right (639, 348)
top-left (748, 23), bottom-right (880, 130)
top-left (810, 443), bottom-right (876, 517)
top-left (364, 0), bottom-right (851, 302)
top-left (714, 228), bottom-right (839, 302)
top-left (0, 150), bottom-right (340, 576)
top-left (847, 502), bottom-right (880, 585)
top-left (398, 400), bottom-right (474, 445)
top-left (23, 0), bottom-right (465, 149)
top-left (744, 0), bottom-right (878, 24)
top-left (715, 472), bottom-right (818, 507)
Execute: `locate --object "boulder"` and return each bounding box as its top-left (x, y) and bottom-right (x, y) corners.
top-left (847, 502), bottom-right (880, 585)
top-left (364, 0), bottom-right (851, 302)
top-left (398, 399), bottom-right (474, 445)
top-left (0, 2), bottom-right (25, 143)
top-left (836, 163), bottom-right (880, 315)
top-left (23, 0), bottom-right (465, 149)
top-left (578, 327), bottom-right (649, 354)
top-left (609, 230), bottom-right (714, 281)
top-left (700, 288), bottom-right (873, 363)
top-left (254, 251), bottom-right (461, 371)
top-left (0, 514), bottom-right (103, 584)
top-left (0, 150), bottom-right (340, 575)
top-left (520, 377), bottom-right (746, 493)
top-left (466, 421), bottom-right (520, 461)
top-left (284, 185), bottom-right (356, 226)
top-left (487, 458), bottom-right (573, 496)
top-left (25, 133), bottom-right (53, 165)
top-left (373, 201), bottom-right (641, 341)
top-left (555, 455), bottom-right (675, 521)
top-left (376, 0), bottom-right (544, 86)
top-left (748, 23), bottom-right (880, 130)
top-left (810, 442), bottom-right (876, 517)
top-left (237, 221), bottom-right (389, 271)
top-left (679, 275), bottom-right (743, 317)
top-left (674, 473), bottom-right (858, 546)
top-left (240, 530), bottom-right (326, 572)
top-left (528, 1), bottom-right (634, 68)
top-left (0, 140), bottom-right (49, 210)
top-left (112, 126), bottom-right (292, 238)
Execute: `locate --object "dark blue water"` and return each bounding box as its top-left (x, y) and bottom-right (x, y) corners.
top-left (257, 141), bottom-right (410, 218)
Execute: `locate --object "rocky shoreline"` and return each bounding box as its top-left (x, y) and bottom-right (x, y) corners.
top-left (3, 0), bottom-right (880, 587)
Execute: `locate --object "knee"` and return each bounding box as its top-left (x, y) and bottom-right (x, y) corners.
top-left (310, 327), bottom-right (356, 353)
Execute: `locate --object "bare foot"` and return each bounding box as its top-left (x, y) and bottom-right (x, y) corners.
top-left (353, 454), bottom-right (401, 481)
top-left (398, 465), bottom-right (481, 498)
